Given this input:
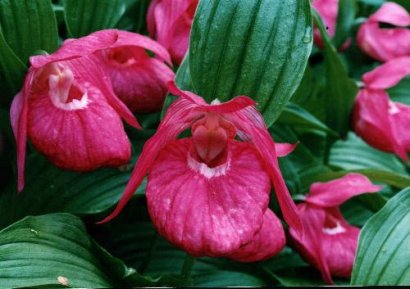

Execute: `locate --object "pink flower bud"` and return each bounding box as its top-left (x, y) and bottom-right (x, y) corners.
top-left (147, 0), bottom-right (199, 65)
top-left (357, 2), bottom-right (410, 62)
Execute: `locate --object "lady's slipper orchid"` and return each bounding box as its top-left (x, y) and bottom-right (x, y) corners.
top-left (352, 56), bottom-right (410, 160)
top-left (98, 31), bottom-right (175, 113)
top-left (357, 2), bottom-right (410, 62)
top-left (147, 0), bottom-right (199, 65)
top-left (289, 173), bottom-right (382, 284)
top-left (100, 82), bottom-right (301, 260)
top-left (10, 30), bottom-right (141, 192)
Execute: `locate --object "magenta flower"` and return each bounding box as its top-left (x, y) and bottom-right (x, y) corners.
top-left (147, 0), bottom-right (198, 65)
top-left (101, 82), bottom-right (301, 261)
top-left (357, 2), bottom-right (410, 62)
top-left (289, 173), bottom-right (382, 284)
top-left (10, 30), bottom-right (141, 192)
top-left (98, 30), bottom-right (175, 113)
top-left (352, 56), bottom-right (410, 160)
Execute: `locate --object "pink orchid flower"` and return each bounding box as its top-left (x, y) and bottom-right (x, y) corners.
top-left (289, 173), bottom-right (382, 284)
top-left (100, 82), bottom-right (301, 261)
top-left (352, 56), bottom-right (410, 160)
top-left (147, 0), bottom-right (199, 65)
top-left (98, 30), bottom-right (175, 113)
top-left (10, 30), bottom-right (141, 192)
top-left (357, 2), bottom-right (410, 62)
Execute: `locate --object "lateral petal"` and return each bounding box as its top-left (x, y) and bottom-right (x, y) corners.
top-left (363, 57), bottom-right (410, 89)
top-left (306, 173), bottom-right (382, 208)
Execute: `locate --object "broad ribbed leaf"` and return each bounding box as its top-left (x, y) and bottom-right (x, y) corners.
top-left (63, 0), bottom-right (126, 37)
top-left (351, 188), bottom-right (410, 285)
top-left (313, 11), bottom-right (358, 136)
top-left (94, 202), bottom-right (270, 287)
top-left (0, 153), bottom-right (145, 229)
top-left (0, 213), bottom-right (139, 288)
top-left (189, 0), bottom-right (313, 127)
top-left (0, 0), bottom-right (58, 62)
top-left (277, 103), bottom-right (338, 136)
top-left (330, 132), bottom-right (407, 174)
top-left (0, 30), bottom-right (26, 103)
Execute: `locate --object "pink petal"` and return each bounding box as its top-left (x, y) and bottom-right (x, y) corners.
top-left (370, 2), bottom-right (410, 26)
top-left (147, 0), bottom-right (198, 64)
top-left (306, 173), bottom-right (382, 208)
top-left (99, 96), bottom-right (203, 223)
top-left (352, 89), bottom-right (407, 159)
top-left (228, 209), bottom-right (285, 262)
top-left (27, 65), bottom-right (131, 172)
top-left (69, 56), bottom-right (141, 129)
top-left (146, 139), bottom-right (270, 257)
top-left (312, 0), bottom-right (339, 38)
top-left (168, 81), bottom-right (256, 113)
top-left (357, 3), bottom-right (410, 62)
top-left (112, 30), bottom-right (172, 65)
top-left (104, 53), bottom-right (174, 113)
top-left (289, 204), bottom-right (333, 284)
top-left (30, 30), bottom-right (118, 68)
top-left (227, 107), bottom-right (302, 231)
top-left (321, 208), bottom-right (360, 278)
top-left (10, 69), bottom-right (35, 192)
top-left (391, 102), bottom-right (410, 151)
top-left (275, 142), bottom-right (298, 157)
top-left (363, 57), bottom-right (410, 89)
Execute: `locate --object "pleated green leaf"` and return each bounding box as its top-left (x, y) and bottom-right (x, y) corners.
top-left (63, 0), bottom-right (126, 37)
top-left (189, 0), bottom-right (312, 127)
top-left (0, 30), bottom-right (26, 103)
top-left (0, 213), bottom-right (137, 288)
top-left (351, 187), bottom-right (410, 285)
top-left (330, 132), bottom-right (407, 174)
top-left (0, 0), bottom-right (58, 62)
top-left (0, 153), bottom-right (145, 229)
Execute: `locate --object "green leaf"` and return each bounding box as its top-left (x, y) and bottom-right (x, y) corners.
top-left (333, 0), bottom-right (356, 48)
top-left (189, 0), bottom-right (313, 127)
top-left (351, 187), bottom-right (410, 285)
top-left (388, 76), bottom-right (410, 105)
top-left (94, 201), bottom-right (270, 287)
top-left (330, 132), bottom-right (407, 174)
top-left (0, 213), bottom-right (141, 288)
top-left (0, 29), bottom-right (26, 103)
top-left (0, 0), bottom-right (58, 62)
top-left (0, 152), bottom-right (146, 229)
top-left (277, 102), bottom-right (338, 137)
top-left (313, 11), bottom-right (358, 136)
top-left (63, 0), bottom-right (126, 37)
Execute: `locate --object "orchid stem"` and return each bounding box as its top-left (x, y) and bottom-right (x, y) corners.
top-left (180, 254), bottom-right (196, 278)
top-left (138, 231), bottom-right (159, 274)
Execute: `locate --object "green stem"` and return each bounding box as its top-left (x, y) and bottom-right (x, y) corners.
top-left (138, 231), bottom-right (159, 274)
top-left (180, 254), bottom-right (196, 278)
